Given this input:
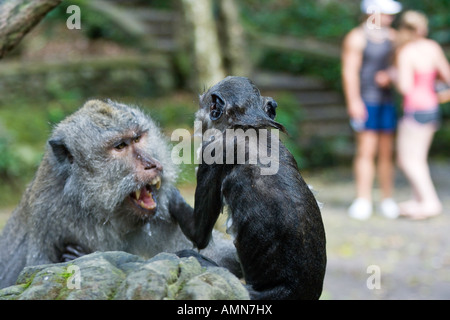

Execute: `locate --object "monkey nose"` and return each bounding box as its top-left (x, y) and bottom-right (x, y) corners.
top-left (144, 158), bottom-right (163, 172)
top-left (135, 151), bottom-right (163, 172)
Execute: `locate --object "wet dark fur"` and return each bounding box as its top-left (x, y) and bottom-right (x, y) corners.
top-left (173, 76), bottom-right (327, 300)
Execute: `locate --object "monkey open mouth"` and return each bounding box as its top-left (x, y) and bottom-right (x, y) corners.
top-left (129, 176), bottom-right (161, 216)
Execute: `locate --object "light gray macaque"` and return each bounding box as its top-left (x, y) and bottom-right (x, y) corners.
top-left (0, 100), bottom-right (239, 289)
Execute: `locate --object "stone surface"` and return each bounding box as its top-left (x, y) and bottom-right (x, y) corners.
top-left (0, 251), bottom-right (249, 300)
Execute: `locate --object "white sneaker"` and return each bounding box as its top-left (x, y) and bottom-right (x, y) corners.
top-left (378, 198), bottom-right (399, 219)
top-left (348, 198), bottom-right (373, 220)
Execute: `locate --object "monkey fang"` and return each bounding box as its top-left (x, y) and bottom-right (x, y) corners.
top-left (171, 121), bottom-right (280, 175)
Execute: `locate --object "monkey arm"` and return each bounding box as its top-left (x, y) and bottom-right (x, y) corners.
top-left (168, 185), bottom-right (208, 248)
top-left (169, 164), bottom-right (223, 250)
top-left (191, 164), bottom-right (223, 250)
top-left (169, 185), bottom-right (242, 277)
top-left (168, 186), bottom-right (194, 225)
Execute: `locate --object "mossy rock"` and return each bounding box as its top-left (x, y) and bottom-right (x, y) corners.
top-left (0, 251), bottom-right (249, 300)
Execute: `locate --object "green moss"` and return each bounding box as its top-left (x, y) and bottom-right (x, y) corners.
top-left (59, 264), bottom-right (75, 280)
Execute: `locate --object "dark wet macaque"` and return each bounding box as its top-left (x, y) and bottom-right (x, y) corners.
top-left (0, 100), bottom-right (239, 289)
top-left (172, 76), bottom-right (327, 300)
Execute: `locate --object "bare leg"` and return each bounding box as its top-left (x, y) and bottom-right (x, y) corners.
top-left (349, 131), bottom-right (379, 219)
top-left (376, 131), bottom-right (399, 218)
top-left (396, 118), bottom-right (442, 219)
top-left (354, 131), bottom-right (379, 201)
top-left (377, 132), bottom-right (395, 199)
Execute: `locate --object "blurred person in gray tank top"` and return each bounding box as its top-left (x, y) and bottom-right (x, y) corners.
top-left (342, 0), bottom-right (402, 220)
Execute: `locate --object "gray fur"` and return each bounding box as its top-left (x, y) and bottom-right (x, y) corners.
top-left (0, 100), bottom-right (239, 289)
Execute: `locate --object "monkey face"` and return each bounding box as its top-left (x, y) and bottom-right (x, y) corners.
top-left (48, 100), bottom-right (177, 222)
top-left (110, 131), bottom-right (163, 218)
top-left (197, 76), bottom-right (286, 133)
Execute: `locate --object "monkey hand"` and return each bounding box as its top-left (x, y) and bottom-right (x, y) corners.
top-left (176, 249), bottom-right (219, 268)
top-left (60, 244), bottom-right (89, 262)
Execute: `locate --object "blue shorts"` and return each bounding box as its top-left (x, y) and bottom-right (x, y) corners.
top-left (350, 101), bottom-right (397, 132)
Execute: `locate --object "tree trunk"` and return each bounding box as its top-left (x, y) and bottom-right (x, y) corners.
top-left (180, 0), bottom-right (226, 91)
top-left (0, 0), bottom-right (62, 59)
top-left (217, 0), bottom-right (251, 77)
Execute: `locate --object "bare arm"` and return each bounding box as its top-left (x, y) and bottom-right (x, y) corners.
top-left (435, 45), bottom-right (450, 103)
top-left (395, 47), bottom-right (414, 96)
top-left (341, 28), bottom-right (367, 121)
top-left (435, 45), bottom-right (450, 85)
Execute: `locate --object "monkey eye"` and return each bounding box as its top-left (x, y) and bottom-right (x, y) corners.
top-left (132, 135), bottom-right (141, 144)
top-left (114, 142), bottom-right (128, 150)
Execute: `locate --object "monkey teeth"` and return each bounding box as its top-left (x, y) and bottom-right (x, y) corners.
top-left (151, 176), bottom-right (161, 190)
top-left (129, 176), bottom-right (161, 214)
top-left (130, 184), bottom-right (158, 213)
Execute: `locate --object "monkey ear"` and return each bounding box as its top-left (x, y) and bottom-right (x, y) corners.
top-left (263, 97), bottom-right (278, 120)
top-left (49, 139), bottom-right (74, 165)
top-left (209, 93), bottom-right (225, 121)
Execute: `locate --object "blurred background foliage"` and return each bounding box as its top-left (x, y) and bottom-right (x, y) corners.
top-left (0, 0), bottom-right (448, 206)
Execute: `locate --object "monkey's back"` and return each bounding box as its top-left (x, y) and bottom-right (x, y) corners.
top-left (221, 142), bottom-right (326, 300)
top-left (0, 207), bottom-right (29, 288)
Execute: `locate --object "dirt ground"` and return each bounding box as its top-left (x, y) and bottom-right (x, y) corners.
top-left (302, 160), bottom-right (450, 300)
top-left (1, 160), bottom-right (449, 300)
top-left (178, 159), bottom-right (450, 300)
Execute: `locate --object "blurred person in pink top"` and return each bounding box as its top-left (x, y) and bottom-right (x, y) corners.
top-left (395, 11), bottom-right (450, 219)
